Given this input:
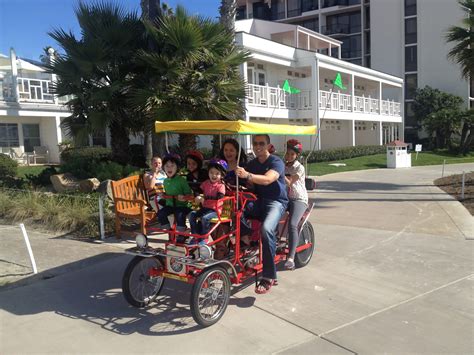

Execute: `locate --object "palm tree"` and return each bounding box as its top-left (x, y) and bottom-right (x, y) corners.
top-left (48, 2), bottom-right (146, 164)
top-left (446, 0), bottom-right (474, 79)
top-left (131, 5), bottom-right (249, 154)
top-left (446, 0), bottom-right (474, 154)
top-left (219, 0), bottom-right (236, 32)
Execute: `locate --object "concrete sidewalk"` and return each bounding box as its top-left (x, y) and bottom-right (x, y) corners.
top-left (0, 163), bottom-right (473, 354)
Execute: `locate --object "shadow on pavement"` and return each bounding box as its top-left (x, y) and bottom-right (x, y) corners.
top-left (317, 180), bottom-right (433, 192)
top-left (0, 253), bottom-right (259, 336)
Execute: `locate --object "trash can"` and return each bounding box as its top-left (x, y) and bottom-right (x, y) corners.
top-left (386, 140), bottom-right (411, 168)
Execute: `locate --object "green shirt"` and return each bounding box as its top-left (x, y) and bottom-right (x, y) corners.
top-left (163, 175), bottom-right (192, 208)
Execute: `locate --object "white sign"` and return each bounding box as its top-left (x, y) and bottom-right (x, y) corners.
top-left (415, 144), bottom-right (422, 152)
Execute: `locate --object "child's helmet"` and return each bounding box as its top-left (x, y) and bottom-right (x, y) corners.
top-left (286, 139), bottom-right (303, 154)
top-left (185, 150), bottom-right (204, 169)
top-left (162, 152), bottom-right (181, 167)
top-left (208, 158), bottom-right (228, 175)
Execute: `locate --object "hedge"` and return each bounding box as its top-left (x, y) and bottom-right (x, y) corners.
top-left (0, 154), bottom-right (18, 179)
top-left (302, 145), bottom-right (386, 163)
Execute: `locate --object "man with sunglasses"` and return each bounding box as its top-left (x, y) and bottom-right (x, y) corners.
top-left (236, 134), bottom-right (288, 294)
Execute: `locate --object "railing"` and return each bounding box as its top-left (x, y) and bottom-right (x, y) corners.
top-left (246, 83), bottom-right (312, 110)
top-left (17, 78), bottom-right (54, 103)
top-left (0, 74), bottom-right (71, 105)
top-left (319, 90), bottom-right (401, 116)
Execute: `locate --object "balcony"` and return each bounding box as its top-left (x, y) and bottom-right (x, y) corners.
top-left (0, 74), bottom-right (70, 105)
top-left (246, 83), bottom-right (312, 110)
top-left (319, 90), bottom-right (401, 116)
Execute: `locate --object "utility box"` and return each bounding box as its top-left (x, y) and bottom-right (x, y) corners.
top-left (386, 140), bottom-right (411, 168)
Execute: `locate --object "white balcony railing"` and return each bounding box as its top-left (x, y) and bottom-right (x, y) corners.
top-left (17, 77), bottom-right (54, 103)
top-left (246, 83), bottom-right (312, 110)
top-left (319, 90), bottom-right (401, 117)
top-left (0, 74), bottom-right (70, 105)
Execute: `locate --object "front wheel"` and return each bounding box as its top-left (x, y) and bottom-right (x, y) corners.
top-left (122, 256), bottom-right (165, 308)
top-left (190, 267), bottom-right (231, 327)
top-left (294, 222), bottom-right (315, 268)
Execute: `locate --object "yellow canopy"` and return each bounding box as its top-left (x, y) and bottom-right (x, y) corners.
top-left (155, 120), bottom-right (317, 136)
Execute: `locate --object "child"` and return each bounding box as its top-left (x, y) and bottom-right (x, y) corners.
top-left (189, 159), bottom-right (227, 244)
top-left (157, 153), bottom-right (193, 240)
top-left (185, 150), bottom-right (208, 195)
top-left (143, 156), bottom-right (166, 212)
top-left (284, 139), bottom-right (308, 270)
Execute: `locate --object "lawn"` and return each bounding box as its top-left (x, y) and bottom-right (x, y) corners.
top-left (307, 151), bottom-right (474, 176)
top-left (17, 165), bottom-right (50, 178)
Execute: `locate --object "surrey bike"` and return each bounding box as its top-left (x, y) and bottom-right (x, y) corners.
top-left (121, 120), bottom-right (317, 327)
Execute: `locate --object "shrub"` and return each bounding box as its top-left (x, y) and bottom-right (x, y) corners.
top-left (60, 147), bottom-right (112, 179)
top-left (0, 154), bottom-right (18, 178)
top-left (90, 161), bottom-right (138, 181)
top-left (302, 145), bottom-right (386, 163)
top-left (0, 188), bottom-right (114, 237)
top-left (61, 146), bottom-right (112, 164)
top-left (25, 166), bottom-right (58, 187)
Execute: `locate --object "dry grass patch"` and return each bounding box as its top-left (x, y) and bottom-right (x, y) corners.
top-left (434, 172), bottom-right (474, 215)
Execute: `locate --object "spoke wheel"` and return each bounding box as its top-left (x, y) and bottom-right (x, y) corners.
top-left (294, 222), bottom-right (315, 268)
top-left (190, 267), bottom-right (231, 327)
top-left (122, 256), bottom-right (165, 308)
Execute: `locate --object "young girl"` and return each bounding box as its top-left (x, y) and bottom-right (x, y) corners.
top-left (157, 153), bottom-right (193, 240)
top-left (284, 139), bottom-right (308, 270)
top-left (144, 156), bottom-right (166, 212)
top-left (189, 159), bottom-right (227, 244)
top-left (185, 150), bottom-right (208, 195)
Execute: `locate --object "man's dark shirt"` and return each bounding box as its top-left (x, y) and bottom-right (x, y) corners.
top-left (246, 154), bottom-right (288, 205)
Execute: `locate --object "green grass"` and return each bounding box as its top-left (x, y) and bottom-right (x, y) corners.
top-left (307, 151), bottom-right (474, 176)
top-left (17, 166), bottom-right (50, 178)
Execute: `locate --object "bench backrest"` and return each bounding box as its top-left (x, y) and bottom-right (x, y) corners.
top-left (111, 175), bottom-right (147, 211)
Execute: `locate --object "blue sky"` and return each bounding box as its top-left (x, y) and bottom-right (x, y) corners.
top-left (0, 0), bottom-right (221, 60)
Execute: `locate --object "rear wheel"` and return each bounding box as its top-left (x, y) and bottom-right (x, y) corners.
top-left (294, 223), bottom-right (315, 268)
top-left (122, 256), bottom-right (165, 308)
top-left (190, 267), bottom-right (231, 327)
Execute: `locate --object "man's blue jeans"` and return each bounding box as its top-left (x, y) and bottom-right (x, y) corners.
top-left (241, 198), bottom-right (287, 280)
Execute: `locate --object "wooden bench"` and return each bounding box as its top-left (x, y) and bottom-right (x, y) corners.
top-left (111, 175), bottom-right (156, 238)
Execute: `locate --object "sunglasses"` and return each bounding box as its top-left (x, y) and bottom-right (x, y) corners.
top-left (252, 141), bottom-right (266, 146)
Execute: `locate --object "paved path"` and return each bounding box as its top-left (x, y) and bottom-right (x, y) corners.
top-left (0, 163), bottom-right (473, 354)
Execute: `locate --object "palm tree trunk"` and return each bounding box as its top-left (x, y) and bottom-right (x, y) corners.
top-left (219, 0), bottom-right (236, 32)
top-left (110, 120), bottom-right (130, 164)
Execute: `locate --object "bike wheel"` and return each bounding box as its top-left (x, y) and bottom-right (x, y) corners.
top-left (122, 256), bottom-right (165, 308)
top-left (294, 222), bottom-right (315, 268)
top-left (190, 267), bottom-right (231, 327)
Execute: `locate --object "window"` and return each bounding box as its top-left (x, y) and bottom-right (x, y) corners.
top-left (287, 0), bottom-right (301, 17)
top-left (296, 18), bottom-right (319, 31)
top-left (92, 130), bottom-right (107, 147)
top-left (341, 35), bottom-right (362, 58)
top-left (326, 11), bottom-right (361, 35)
top-left (405, 74), bottom-right (417, 99)
top-left (405, 102), bottom-right (417, 127)
top-left (22, 124), bottom-right (41, 152)
top-left (365, 31), bottom-right (371, 54)
top-left (365, 55), bottom-right (371, 68)
top-left (302, 0), bottom-right (318, 12)
top-left (365, 6), bottom-right (370, 29)
top-left (405, 18), bottom-right (417, 44)
top-left (0, 123), bottom-right (19, 148)
top-left (405, 0), bottom-right (416, 17)
top-left (236, 6), bottom-right (246, 20)
top-left (271, 0), bottom-right (285, 20)
top-left (253, 2), bottom-right (271, 20)
top-left (405, 46), bottom-right (417, 72)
